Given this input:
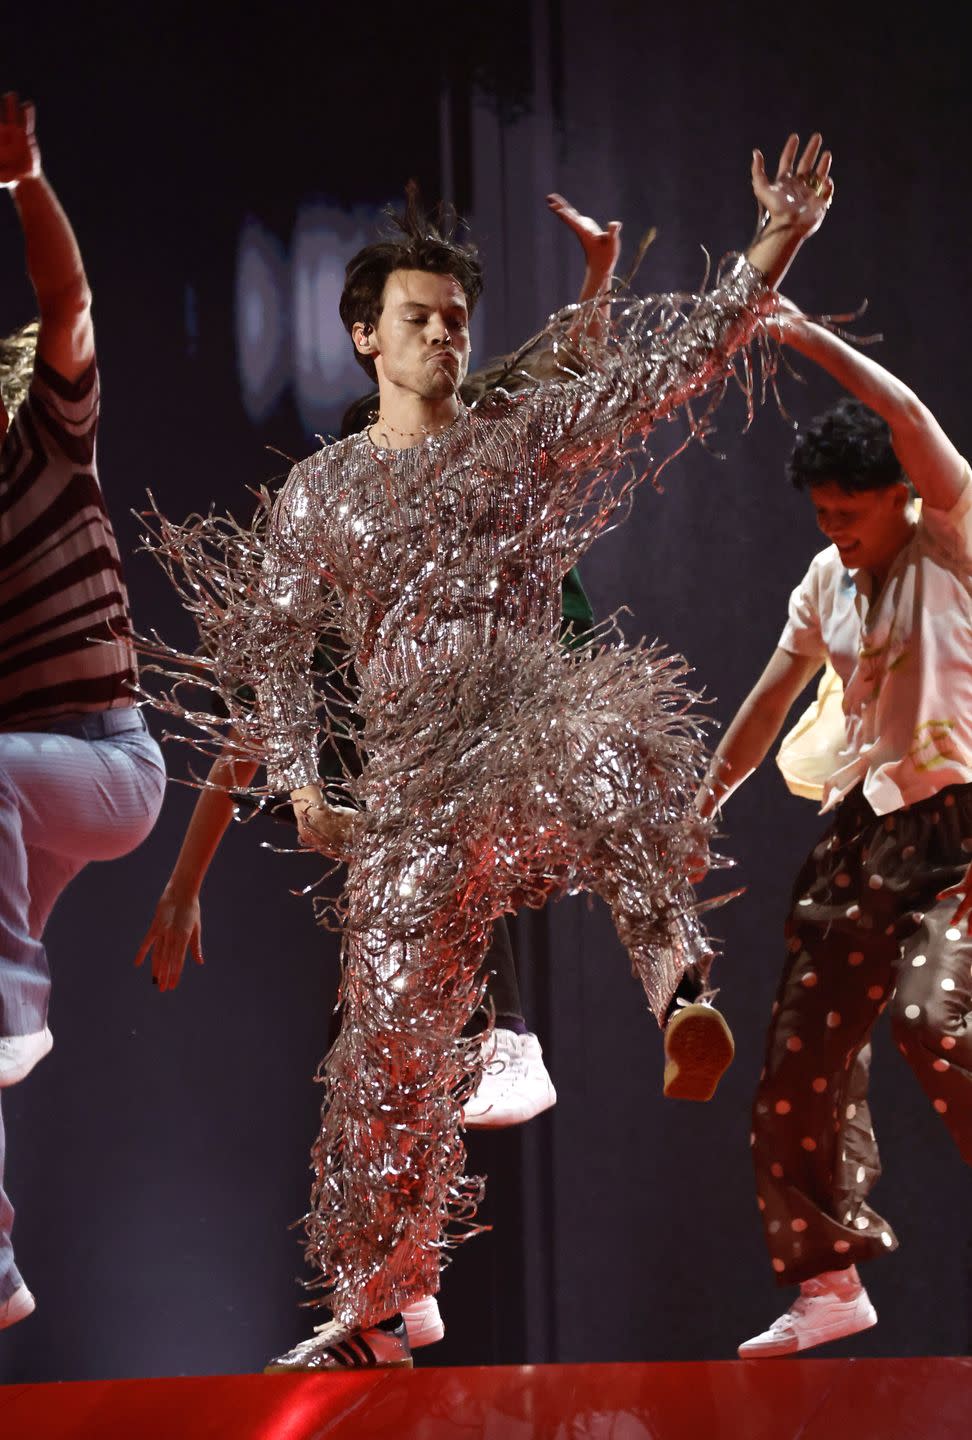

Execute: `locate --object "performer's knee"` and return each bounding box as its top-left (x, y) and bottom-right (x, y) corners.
top-left (890, 986), bottom-right (962, 1060)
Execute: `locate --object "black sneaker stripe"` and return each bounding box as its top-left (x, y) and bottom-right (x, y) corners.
top-left (355, 1335), bottom-right (378, 1366)
top-left (326, 1336), bottom-right (378, 1368)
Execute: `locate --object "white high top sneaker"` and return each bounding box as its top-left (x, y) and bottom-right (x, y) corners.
top-left (463, 1029), bottom-right (557, 1129)
top-left (738, 1267), bottom-right (877, 1357)
top-left (401, 1294), bottom-right (444, 1348)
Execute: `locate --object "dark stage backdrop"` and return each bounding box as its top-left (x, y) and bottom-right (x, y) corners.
top-left (2, 0), bottom-right (969, 1382)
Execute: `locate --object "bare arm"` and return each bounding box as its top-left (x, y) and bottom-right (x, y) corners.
top-left (0, 94), bottom-right (94, 379)
top-left (546, 193), bottom-right (622, 341)
top-left (135, 739), bottom-right (258, 992)
top-left (696, 648), bottom-right (823, 819)
top-left (777, 306), bottom-right (966, 511)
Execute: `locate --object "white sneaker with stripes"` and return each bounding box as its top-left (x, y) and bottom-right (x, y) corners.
top-left (264, 1316), bottom-right (412, 1371)
top-left (738, 1270), bottom-right (877, 1357)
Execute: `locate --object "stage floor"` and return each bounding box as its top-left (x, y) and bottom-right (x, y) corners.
top-left (2, 1356), bottom-right (968, 1438)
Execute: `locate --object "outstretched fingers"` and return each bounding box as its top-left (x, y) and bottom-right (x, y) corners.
top-left (795, 132), bottom-right (823, 177)
top-left (774, 133), bottom-right (800, 180)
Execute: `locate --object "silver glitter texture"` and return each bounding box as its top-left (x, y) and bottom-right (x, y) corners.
top-left (140, 260), bottom-right (771, 1327)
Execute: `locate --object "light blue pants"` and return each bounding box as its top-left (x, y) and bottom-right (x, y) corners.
top-left (0, 710), bottom-right (165, 1302)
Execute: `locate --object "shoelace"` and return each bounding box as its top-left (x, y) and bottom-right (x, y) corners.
top-left (312, 1319), bottom-right (352, 1343)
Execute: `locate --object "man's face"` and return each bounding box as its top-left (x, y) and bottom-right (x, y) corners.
top-left (356, 269), bottom-right (471, 401)
top-left (809, 479), bottom-right (912, 575)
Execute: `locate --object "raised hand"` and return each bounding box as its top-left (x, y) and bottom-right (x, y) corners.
top-left (546, 192), bottom-right (622, 292)
top-left (751, 132), bottom-right (834, 240)
top-left (0, 92), bottom-right (40, 189)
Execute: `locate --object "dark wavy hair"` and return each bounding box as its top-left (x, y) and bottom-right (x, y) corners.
top-left (339, 183), bottom-right (484, 382)
top-left (788, 398), bottom-right (907, 493)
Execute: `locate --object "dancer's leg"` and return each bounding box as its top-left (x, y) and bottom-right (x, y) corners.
top-left (0, 725), bottom-right (164, 1037)
top-left (303, 843), bottom-right (492, 1332)
top-left (888, 786), bottom-right (972, 1164)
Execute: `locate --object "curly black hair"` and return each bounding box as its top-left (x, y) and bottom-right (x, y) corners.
top-left (338, 183), bottom-right (484, 382)
top-left (788, 397), bottom-right (907, 493)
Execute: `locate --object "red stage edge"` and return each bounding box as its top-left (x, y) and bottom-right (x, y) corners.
top-left (2, 1356), bottom-right (970, 1439)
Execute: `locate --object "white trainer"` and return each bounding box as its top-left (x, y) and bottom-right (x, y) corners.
top-left (0, 1283), bottom-right (36, 1331)
top-left (401, 1293), bottom-right (444, 1348)
top-left (463, 1030), bottom-right (556, 1129)
top-left (738, 1270), bottom-right (877, 1357)
top-left (0, 1027), bottom-right (53, 1088)
top-left (264, 1315), bottom-right (412, 1371)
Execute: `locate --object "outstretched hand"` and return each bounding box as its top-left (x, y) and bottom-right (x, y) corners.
top-left (0, 92), bottom-right (40, 189)
top-left (135, 888), bottom-right (205, 993)
top-left (547, 192), bottom-right (622, 288)
top-left (751, 132), bottom-right (834, 240)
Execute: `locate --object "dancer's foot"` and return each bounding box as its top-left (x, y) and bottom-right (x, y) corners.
top-left (662, 1003), bottom-right (734, 1101)
top-left (401, 1294), bottom-right (444, 1348)
top-left (0, 1283), bottom-right (36, 1331)
top-left (738, 1268), bottom-right (877, 1357)
top-left (0, 1027), bottom-right (52, 1088)
top-left (264, 1315), bottom-right (412, 1371)
top-left (463, 1030), bottom-right (556, 1128)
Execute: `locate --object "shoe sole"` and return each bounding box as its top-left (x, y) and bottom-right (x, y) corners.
top-left (663, 1005), bottom-right (735, 1102)
top-left (738, 1304), bottom-right (878, 1358)
top-left (263, 1357), bottom-right (414, 1373)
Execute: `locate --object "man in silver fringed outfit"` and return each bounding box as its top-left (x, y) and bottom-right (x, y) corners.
top-left (150, 134), bottom-right (834, 1370)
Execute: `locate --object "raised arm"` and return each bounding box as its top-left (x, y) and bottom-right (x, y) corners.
top-left (0, 93), bottom-right (93, 379)
top-left (696, 648), bottom-right (823, 819)
top-left (526, 133), bottom-right (835, 481)
top-left (546, 192), bottom-right (622, 340)
top-left (775, 301), bottom-right (966, 511)
top-left (135, 739), bottom-right (259, 992)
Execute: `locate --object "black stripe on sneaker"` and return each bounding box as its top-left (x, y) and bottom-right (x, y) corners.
top-left (325, 1344), bottom-right (353, 1368)
top-left (354, 1335), bottom-right (378, 1366)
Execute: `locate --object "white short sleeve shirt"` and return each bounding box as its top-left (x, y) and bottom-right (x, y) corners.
top-left (778, 475), bottom-right (972, 814)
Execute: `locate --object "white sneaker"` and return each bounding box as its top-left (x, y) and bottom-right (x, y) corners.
top-left (738, 1270), bottom-right (877, 1357)
top-left (264, 1316), bottom-right (412, 1371)
top-left (0, 1027), bottom-right (53, 1088)
top-left (463, 1030), bottom-right (556, 1129)
top-left (401, 1294), bottom-right (444, 1348)
top-left (0, 1283), bottom-right (36, 1331)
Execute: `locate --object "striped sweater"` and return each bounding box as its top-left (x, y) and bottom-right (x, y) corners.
top-left (0, 355), bottom-right (137, 729)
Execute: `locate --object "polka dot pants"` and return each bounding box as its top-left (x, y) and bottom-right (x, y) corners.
top-left (752, 783), bottom-right (972, 1285)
